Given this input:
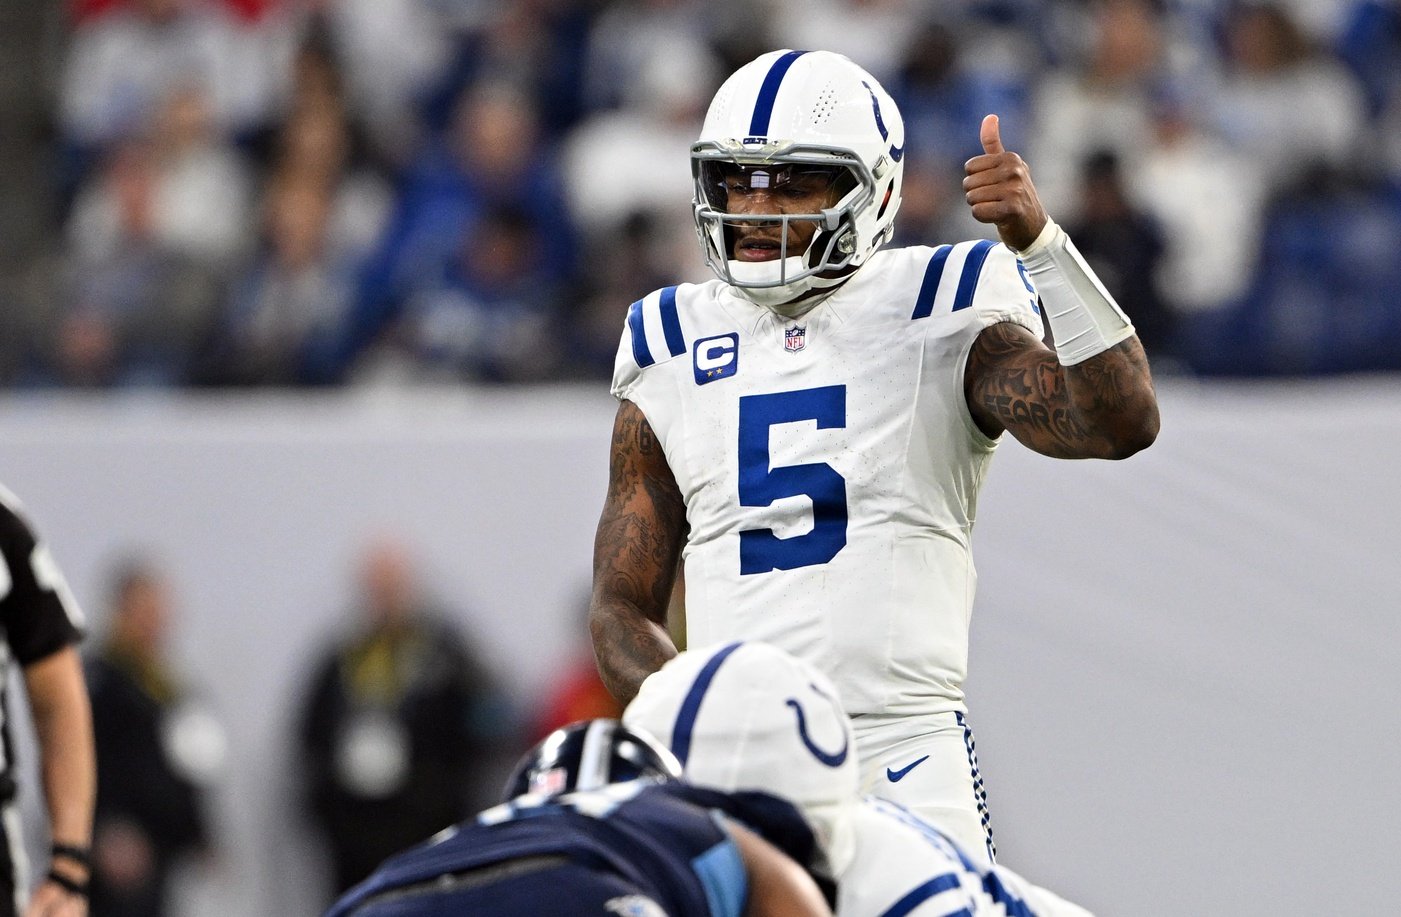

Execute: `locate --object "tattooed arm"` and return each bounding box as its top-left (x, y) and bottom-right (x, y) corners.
top-left (589, 399), bottom-right (687, 706)
top-left (962, 113), bottom-right (1159, 459)
top-left (965, 321), bottom-right (1159, 459)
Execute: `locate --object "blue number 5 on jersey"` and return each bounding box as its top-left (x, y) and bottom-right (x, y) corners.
top-left (737, 386), bottom-right (848, 574)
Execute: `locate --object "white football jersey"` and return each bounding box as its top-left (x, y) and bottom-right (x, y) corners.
top-left (842, 797), bottom-right (1093, 917)
top-left (612, 241), bottom-right (1041, 716)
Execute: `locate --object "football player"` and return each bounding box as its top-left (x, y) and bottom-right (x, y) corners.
top-left (325, 719), bottom-right (831, 917)
top-left (624, 641), bottom-right (1094, 916)
top-left (590, 49), bottom-right (1160, 863)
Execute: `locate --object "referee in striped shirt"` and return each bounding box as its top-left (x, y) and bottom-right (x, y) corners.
top-left (0, 487), bottom-right (94, 916)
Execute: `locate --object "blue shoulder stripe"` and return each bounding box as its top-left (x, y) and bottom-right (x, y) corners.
top-left (878, 873), bottom-right (965, 917)
top-left (628, 289), bottom-right (685, 369)
top-left (951, 239), bottom-right (997, 312)
top-left (749, 51), bottom-right (807, 138)
top-left (627, 298), bottom-right (654, 368)
top-left (692, 836), bottom-right (747, 917)
top-left (911, 245), bottom-right (953, 320)
top-left (671, 642), bottom-right (744, 765)
top-left (659, 286), bottom-right (685, 359)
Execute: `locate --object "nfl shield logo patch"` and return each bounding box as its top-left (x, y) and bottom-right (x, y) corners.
top-left (784, 325), bottom-right (806, 353)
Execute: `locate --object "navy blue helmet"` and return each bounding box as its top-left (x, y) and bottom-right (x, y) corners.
top-left (503, 719), bottom-right (682, 801)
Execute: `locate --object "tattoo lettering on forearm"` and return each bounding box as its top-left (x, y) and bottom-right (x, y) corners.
top-left (968, 322), bottom-right (1158, 458)
top-left (981, 394), bottom-right (1048, 430)
top-left (981, 393), bottom-right (1090, 442)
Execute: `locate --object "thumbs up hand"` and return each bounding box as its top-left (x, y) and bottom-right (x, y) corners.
top-left (963, 114), bottom-right (1048, 252)
top-left (979, 112), bottom-right (1006, 155)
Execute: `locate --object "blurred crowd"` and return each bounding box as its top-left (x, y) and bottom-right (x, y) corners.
top-left (3, 0), bottom-right (1400, 387)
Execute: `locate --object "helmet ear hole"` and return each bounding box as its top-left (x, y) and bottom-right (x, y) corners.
top-left (875, 181), bottom-right (894, 221)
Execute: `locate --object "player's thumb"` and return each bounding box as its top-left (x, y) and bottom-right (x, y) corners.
top-left (980, 114), bottom-right (1004, 155)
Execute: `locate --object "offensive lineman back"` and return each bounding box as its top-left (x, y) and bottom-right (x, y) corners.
top-left (325, 719), bottom-right (831, 917)
top-left (589, 49), bottom-right (1160, 862)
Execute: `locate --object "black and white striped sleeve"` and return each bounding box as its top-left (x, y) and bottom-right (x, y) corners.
top-left (0, 493), bottom-right (84, 665)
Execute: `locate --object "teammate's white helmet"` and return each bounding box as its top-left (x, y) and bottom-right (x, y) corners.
top-left (623, 641), bottom-right (859, 869)
top-left (692, 49), bottom-right (906, 307)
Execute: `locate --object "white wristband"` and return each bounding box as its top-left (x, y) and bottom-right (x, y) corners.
top-left (1016, 218), bottom-right (1135, 365)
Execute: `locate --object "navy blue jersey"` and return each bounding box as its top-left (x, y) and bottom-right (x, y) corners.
top-left (326, 782), bottom-right (816, 917)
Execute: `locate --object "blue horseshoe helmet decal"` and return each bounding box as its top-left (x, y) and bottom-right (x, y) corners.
top-left (785, 682), bottom-right (849, 767)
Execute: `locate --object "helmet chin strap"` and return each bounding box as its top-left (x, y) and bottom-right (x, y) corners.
top-left (727, 257), bottom-right (848, 317)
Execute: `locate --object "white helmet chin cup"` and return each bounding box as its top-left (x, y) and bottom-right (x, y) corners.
top-left (724, 257), bottom-right (839, 309)
top-left (692, 50), bottom-right (905, 305)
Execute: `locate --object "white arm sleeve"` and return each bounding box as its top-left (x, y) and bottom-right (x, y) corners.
top-left (1016, 218), bottom-right (1135, 365)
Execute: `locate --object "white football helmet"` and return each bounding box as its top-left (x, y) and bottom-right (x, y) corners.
top-left (692, 50), bottom-right (906, 308)
top-left (622, 641), bottom-right (859, 873)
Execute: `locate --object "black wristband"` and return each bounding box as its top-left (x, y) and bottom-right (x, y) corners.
top-left (46, 869), bottom-right (88, 898)
top-left (50, 843), bottom-right (91, 868)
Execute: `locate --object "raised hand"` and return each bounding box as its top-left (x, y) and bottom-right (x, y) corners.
top-left (962, 114), bottom-right (1049, 252)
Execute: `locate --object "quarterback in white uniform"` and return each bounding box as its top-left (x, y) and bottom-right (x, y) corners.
top-left (624, 641), bottom-right (1095, 917)
top-left (590, 49), bottom-right (1159, 861)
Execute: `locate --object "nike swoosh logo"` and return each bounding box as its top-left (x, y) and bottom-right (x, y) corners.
top-left (886, 755), bottom-right (929, 783)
